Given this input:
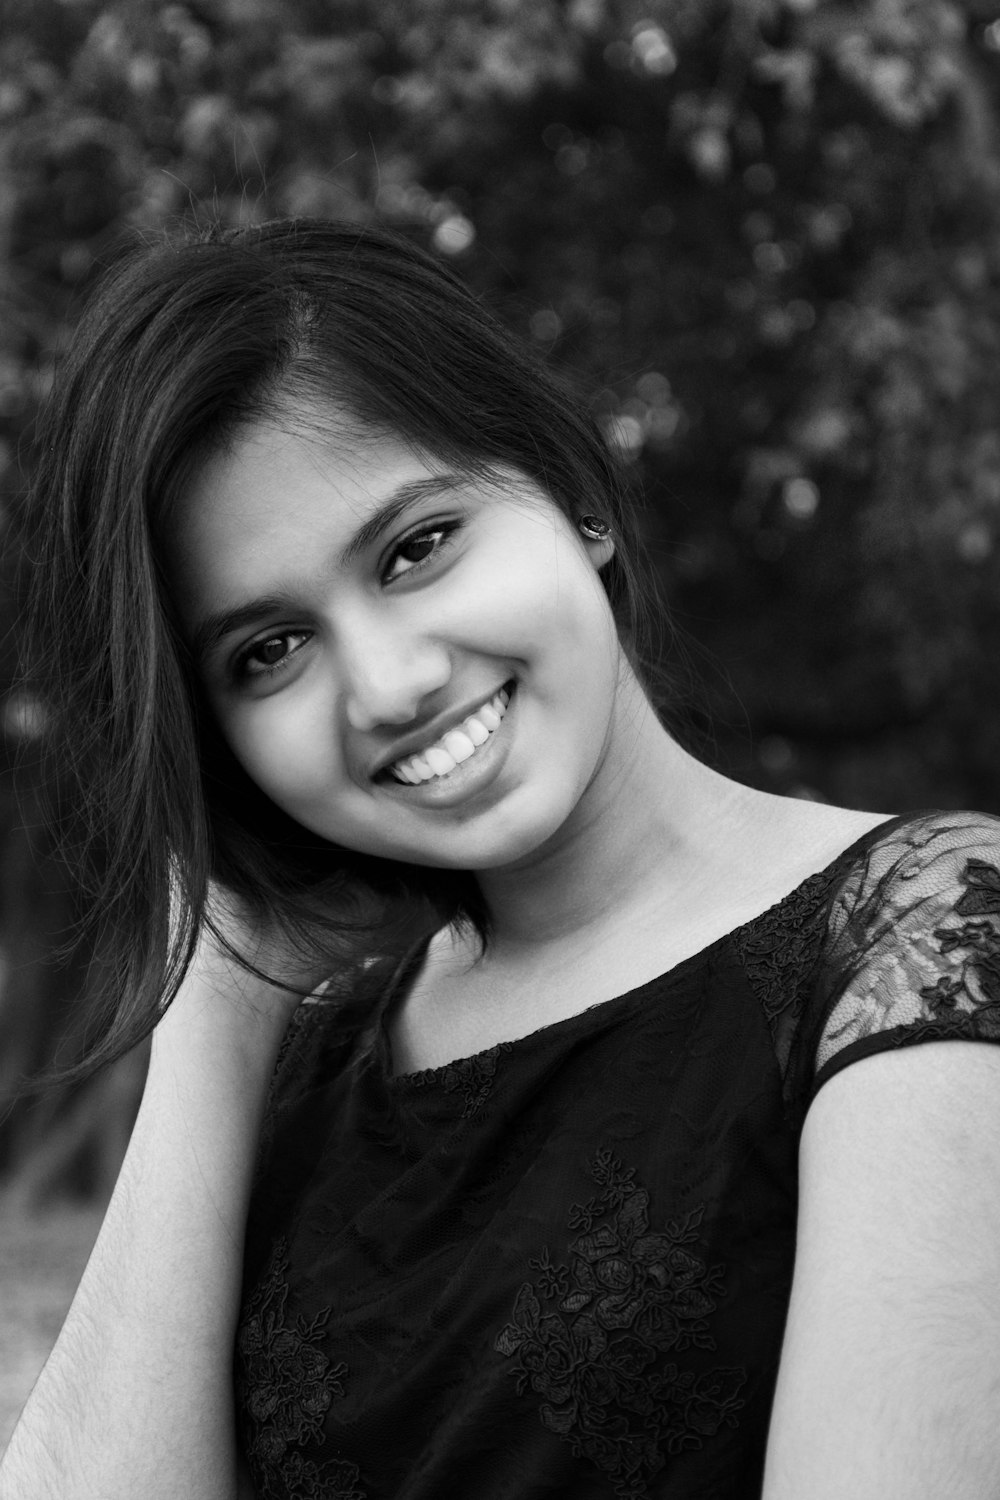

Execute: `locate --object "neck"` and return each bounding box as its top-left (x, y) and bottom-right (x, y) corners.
top-left (471, 673), bottom-right (746, 956)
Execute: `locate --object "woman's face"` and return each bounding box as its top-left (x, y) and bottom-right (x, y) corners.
top-left (167, 417), bottom-right (624, 872)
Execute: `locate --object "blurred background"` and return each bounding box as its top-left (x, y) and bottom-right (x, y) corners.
top-left (2, 0), bottom-right (1000, 1434)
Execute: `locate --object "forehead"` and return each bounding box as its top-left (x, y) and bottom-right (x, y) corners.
top-left (177, 419), bottom-right (425, 545)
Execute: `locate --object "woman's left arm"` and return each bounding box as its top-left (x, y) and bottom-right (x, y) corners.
top-left (763, 1039), bottom-right (1000, 1500)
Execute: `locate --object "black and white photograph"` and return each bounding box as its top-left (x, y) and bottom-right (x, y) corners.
top-left (2, 3), bottom-right (1000, 1497)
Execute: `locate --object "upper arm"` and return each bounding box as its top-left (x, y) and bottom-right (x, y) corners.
top-left (763, 1040), bottom-right (1000, 1500)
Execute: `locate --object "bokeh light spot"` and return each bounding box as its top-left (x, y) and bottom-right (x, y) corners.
top-left (783, 477), bottom-right (820, 520)
top-left (432, 214), bottom-right (475, 255)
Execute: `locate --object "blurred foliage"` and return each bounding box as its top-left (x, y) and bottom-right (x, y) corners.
top-left (2, 0), bottom-right (1000, 1194)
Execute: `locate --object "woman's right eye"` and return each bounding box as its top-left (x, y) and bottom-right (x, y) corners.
top-left (234, 630), bottom-right (311, 681)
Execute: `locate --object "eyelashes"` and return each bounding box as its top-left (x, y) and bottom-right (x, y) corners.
top-left (230, 518), bottom-right (462, 683)
top-left (234, 629), bottom-right (311, 681)
top-left (381, 519), bottom-right (460, 583)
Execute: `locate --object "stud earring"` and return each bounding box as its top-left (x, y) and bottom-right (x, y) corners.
top-left (578, 514), bottom-right (611, 541)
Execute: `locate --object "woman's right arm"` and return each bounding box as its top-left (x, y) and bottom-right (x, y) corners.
top-left (0, 927), bottom-right (304, 1500)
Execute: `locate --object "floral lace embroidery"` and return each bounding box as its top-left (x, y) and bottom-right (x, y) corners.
top-left (920, 859), bottom-right (1000, 1026)
top-left (440, 1041), bottom-right (512, 1116)
top-left (274, 1454), bottom-right (366, 1500)
top-left (401, 1040), bottom-right (513, 1117)
top-left (495, 1150), bottom-right (746, 1499)
top-left (813, 843), bottom-right (1000, 1081)
top-left (732, 868), bottom-right (836, 1031)
top-left (237, 1237), bottom-right (367, 1500)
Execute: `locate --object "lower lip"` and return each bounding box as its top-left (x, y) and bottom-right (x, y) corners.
top-left (378, 686), bottom-right (515, 810)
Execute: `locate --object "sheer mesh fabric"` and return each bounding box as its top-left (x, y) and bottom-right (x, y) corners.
top-left (236, 810), bottom-right (1000, 1499)
top-left (808, 811), bottom-right (1000, 1087)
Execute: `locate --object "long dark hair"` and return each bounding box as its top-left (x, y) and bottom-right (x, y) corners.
top-left (23, 217), bottom-right (658, 1080)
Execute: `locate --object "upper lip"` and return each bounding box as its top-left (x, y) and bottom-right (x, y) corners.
top-left (370, 683), bottom-right (510, 780)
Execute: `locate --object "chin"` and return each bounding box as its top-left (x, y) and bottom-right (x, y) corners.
top-left (302, 776), bottom-right (587, 875)
top-left (429, 807), bottom-right (581, 874)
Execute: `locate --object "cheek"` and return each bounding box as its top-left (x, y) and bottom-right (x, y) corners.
top-left (216, 694), bottom-right (342, 814)
top-left (516, 555), bottom-right (620, 692)
top-left (461, 530), bottom-right (617, 663)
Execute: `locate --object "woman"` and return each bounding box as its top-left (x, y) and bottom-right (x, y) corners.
top-left (3, 218), bottom-right (1000, 1500)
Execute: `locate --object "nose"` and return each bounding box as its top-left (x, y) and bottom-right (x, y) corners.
top-left (341, 618), bottom-right (452, 733)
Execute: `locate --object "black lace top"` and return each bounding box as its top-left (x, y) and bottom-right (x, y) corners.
top-left (235, 810), bottom-right (1000, 1499)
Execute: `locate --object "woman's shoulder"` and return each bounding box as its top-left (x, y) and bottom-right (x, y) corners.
top-left (265, 966), bottom-right (387, 1103)
top-left (729, 804), bottom-right (1000, 1105)
top-left (754, 801), bottom-right (1000, 919)
top-left (788, 807), bottom-right (1000, 1102)
top-left (814, 805), bottom-right (1000, 1012)
top-left (821, 806), bottom-right (1000, 930)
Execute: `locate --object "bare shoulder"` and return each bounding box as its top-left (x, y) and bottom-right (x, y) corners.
top-left (763, 1040), bottom-right (1000, 1498)
top-left (716, 784), bottom-right (893, 915)
top-left (766, 794), bottom-right (893, 868)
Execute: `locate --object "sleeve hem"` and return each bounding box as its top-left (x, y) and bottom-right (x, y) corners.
top-left (808, 1017), bottom-right (999, 1108)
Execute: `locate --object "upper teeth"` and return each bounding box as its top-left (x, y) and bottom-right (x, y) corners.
top-left (388, 688), bottom-right (510, 784)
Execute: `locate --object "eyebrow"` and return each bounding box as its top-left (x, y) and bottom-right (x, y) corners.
top-left (190, 595), bottom-right (301, 668)
top-left (340, 473), bottom-right (468, 565)
top-left (190, 472), bottom-right (469, 667)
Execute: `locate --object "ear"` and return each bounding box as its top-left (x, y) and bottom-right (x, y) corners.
top-left (583, 533), bottom-right (615, 572)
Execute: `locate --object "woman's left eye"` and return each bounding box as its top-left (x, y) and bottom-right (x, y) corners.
top-left (383, 524), bottom-right (456, 583)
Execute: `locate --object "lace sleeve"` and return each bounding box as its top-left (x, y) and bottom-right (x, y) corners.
top-left (803, 811), bottom-right (1000, 1103)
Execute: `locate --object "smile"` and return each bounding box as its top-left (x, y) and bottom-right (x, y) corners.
top-left (386, 687), bottom-right (511, 785)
